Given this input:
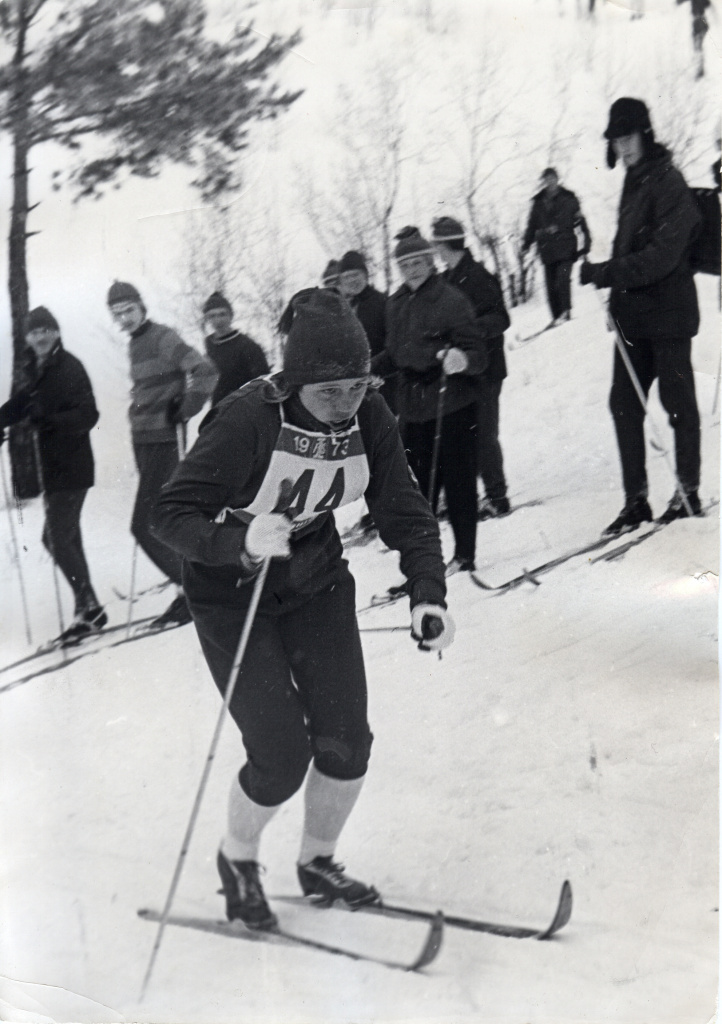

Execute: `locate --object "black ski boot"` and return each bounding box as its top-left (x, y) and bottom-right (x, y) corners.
top-left (216, 850), bottom-right (277, 930)
top-left (297, 856), bottom-right (380, 909)
top-left (59, 606), bottom-right (108, 646)
top-left (602, 496), bottom-right (653, 537)
top-left (477, 496), bottom-right (511, 521)
top-left (151, 593), bottom-right (192, 628)
top-left (657, 491), bottom-right (703, 524)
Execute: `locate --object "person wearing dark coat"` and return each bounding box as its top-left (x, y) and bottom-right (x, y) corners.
top-left (202, 292), bottom-right (270, 406)
top-left (338, 250), bottom-right (396, 415)
top-left (580, 97), bottom-right (703, 535)
top-left (0, 307), bottom-right (105, 640)
top-left (373, 228), bottom-right (486, 574)
top-left (522, 168), bottom-right (591, 325)
top-left (432, 218), bottom-right (512, 519)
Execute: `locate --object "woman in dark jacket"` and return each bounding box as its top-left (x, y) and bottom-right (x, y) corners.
top-left (580, 98), bottom-right (702, 535)
top-left (152, 289), bottom-right (453, 930)
top-left (0, 307), bottom-right (104, 640)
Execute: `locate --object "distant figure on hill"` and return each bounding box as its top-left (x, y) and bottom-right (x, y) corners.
top-left (202, 292), bottom-right (269, 406)
top-left (522, 167), bottom-right (591, 327)
top-left (0, 307), bottom-right (105, 643)
top-left (107, 281), bottom-right (217, 627)
top-left (580, 98), bottom-right (703, 535)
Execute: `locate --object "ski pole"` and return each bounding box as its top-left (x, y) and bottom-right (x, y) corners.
top-left (0, 442), bottom-right (33, 645)
top-left (31, 429), bottom-right (68, 656)
top-left (428, 347), bottom-right (450, 509)
top-left (605, 307), bottom-right (694, 518)
top-left (125, 541), bottom-right (138, 639)
top-left (139, 554), bottom-right (270, 1002)
top-left (711, 347), bottom-right (721, 418)
top-left (176, 421), bottom-right (186, 460)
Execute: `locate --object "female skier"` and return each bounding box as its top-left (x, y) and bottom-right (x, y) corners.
top-left (152, 289), bottom-right (454, 930)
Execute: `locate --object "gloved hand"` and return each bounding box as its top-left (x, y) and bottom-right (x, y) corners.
top-left (0, 429), bottom-right (5, 447)
top-left (167, 394), bottom-right (185, 425)
top-left (411, 603), bottom-right (456, 652)
top-left (438, 347), bottom-right (469, 375)
top-left (579, 260), bottom-right (609, 288)
top-left (245, 513), bottom-right (294, 561)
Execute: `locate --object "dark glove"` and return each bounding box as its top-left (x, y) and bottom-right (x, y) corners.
top-left (0, 429), bottom-right (5, 447)
top-left (167, 394), bottom-right (185, 425)
top-left (579, 260), bottom-right (610, 288)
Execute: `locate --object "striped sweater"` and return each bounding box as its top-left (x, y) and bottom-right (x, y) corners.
top-left (128, 320), bottom-right (217, 443)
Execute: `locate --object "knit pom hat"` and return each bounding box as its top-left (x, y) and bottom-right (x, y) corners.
top-left (321, 260), bottom-right (341, 286)
top-left (283, 288), bottom-right (371, 386)
top-left (339, 250), bottom-right (368, 274)
top-left (107, 280), bottom-right (142, 307)
top-left (393, 226), bottom-right (435, 263)
top-left (202, 291), bottom-right (233, 316)
top-left (26, 306), bottom-right (59, 333)
top-left (604, 98), bottom-right (654, 168)
top-left (431, 216), bottom-right (466, 243)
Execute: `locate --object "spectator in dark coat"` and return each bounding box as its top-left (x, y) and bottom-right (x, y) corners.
top-left (338, 250), bottom-right (396, 415)
top-left (373, 228), bottom-right (486, 574)
top-left (432, 217), bottom-right (512, 519)
top-left (0, 307), bottom-right (105, 640)
top-left (522, 168), bottom-right (591, 325)
top-left (202, 292), bottom-right (270, 406)
top-left (580, 97), bottom-right (702, 534)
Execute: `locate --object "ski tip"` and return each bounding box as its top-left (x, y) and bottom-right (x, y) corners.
top-left (536, 879), bottom-right (573, 940)
top-left (407, 910), bottom-right (444, 971)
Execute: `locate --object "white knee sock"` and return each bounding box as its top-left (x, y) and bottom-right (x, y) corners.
top-left (298, 765), bottom-right (364, 865)
top-left (221, 775), bottom-right (281, 863)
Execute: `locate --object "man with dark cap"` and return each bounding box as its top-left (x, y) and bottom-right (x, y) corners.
top-left (153, 288), bottom-right (452, 927)
top-left (580, 98), bottom-right (703, 535)
top-left (0, 307), bottom-right (105, 643)
top-left (107, 281), bottom-right (217, 626)
top-left (202, 292), bottom-right (270, 406)
top-left (431, 217), bottom-right (512, 519)
top-left (522, 168), bottom-right (591, 327)
top-left (338, 249), bottom-right (395, 415)
top-left (373, 227), bottom-right (486, 575)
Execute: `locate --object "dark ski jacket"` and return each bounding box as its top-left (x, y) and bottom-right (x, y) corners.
top-left (204, 329), bottom-right (270, 406)
top-left (600, 145), bottom-right (701, 339)
top-left (348, 285), bottom-right (387, 357)
top-left (523, 186), bottom-right (591, 265)
top-left (443, 250), bottom-right (510, 382)
top-left (152, 378), bottom-right (446, 610)
top-left (129, 320), bottom-right (217, 444)
top-left (0, 342), bottom-right (98, 493)
top-left (373, 273), bottom-right (486, 423)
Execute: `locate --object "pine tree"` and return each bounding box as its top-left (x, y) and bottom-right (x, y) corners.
top-left (0, 0), bottom-right (301, 494)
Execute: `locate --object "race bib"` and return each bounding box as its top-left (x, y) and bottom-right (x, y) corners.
top-left (238, 413), bottom-right (370, 528)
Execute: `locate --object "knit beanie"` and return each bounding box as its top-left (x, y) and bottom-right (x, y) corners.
top-left (604, 98), bottom-right (654, 168)
top-left (26, 306), bottom-right (59, 333)
top-left (431, 217), bottom-right (466, 243)
top-left (202, 291), bottom-right (233, 316)
top-left (107, 280), bottom-right (143, 307)
top-left (339, 250), bottom-right (368, 274)
top-left (321, 260), bottom-right (341, 286)
top-left (283, 289), bottom-right (371, 386)
top-left (393, 226), bottom-right (435, 263)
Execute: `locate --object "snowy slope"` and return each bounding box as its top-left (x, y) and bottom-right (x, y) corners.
top-left (0, 273), bottom-right (718, 1023)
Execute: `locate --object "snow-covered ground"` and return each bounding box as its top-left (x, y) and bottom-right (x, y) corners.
top-left (0, 272), bottom-right (718, 1022)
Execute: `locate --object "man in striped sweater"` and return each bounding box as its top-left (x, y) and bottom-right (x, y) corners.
top-left (107, 281), bottom-right (217, 625)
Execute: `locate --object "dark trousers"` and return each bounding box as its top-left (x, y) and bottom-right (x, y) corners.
top-left (42, 489), bottom-right (99, 614)
top-left (192, 564), bottom-right (372, 807)
top-left (609, 336), bottom-right (701, 501)
top-left (476, 380), bottom-right (507, 500)
top-left (132, 441), bottom-right (183, 585)
top-left (544, 260), bottom-right (573, 319)
top-left (403, 402), bottom-right (478, 564)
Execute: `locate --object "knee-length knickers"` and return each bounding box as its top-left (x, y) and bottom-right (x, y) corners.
top-left (191, 562), bottom-right (372, 807)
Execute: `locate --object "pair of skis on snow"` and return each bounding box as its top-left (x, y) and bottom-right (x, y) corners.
top-left (139, 878), bottom-right (572, 972)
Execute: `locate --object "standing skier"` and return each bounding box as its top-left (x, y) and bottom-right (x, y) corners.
top-left (107, 281), bottom-right (217, 626)
top-left (522, 168), bottom-right (591, 326)
top-left (431, 217), bottom-right (512, 520)
top-left (0, 307), bottom-right (105, 641)
top-left (202, 292), bottom-right (270, 406)
top-left (152, 288), bottom-right (453, 928)
top-left (373, 227), bottom-right (486, 575)
top-left (580, 98), bottom-right (702, 534)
